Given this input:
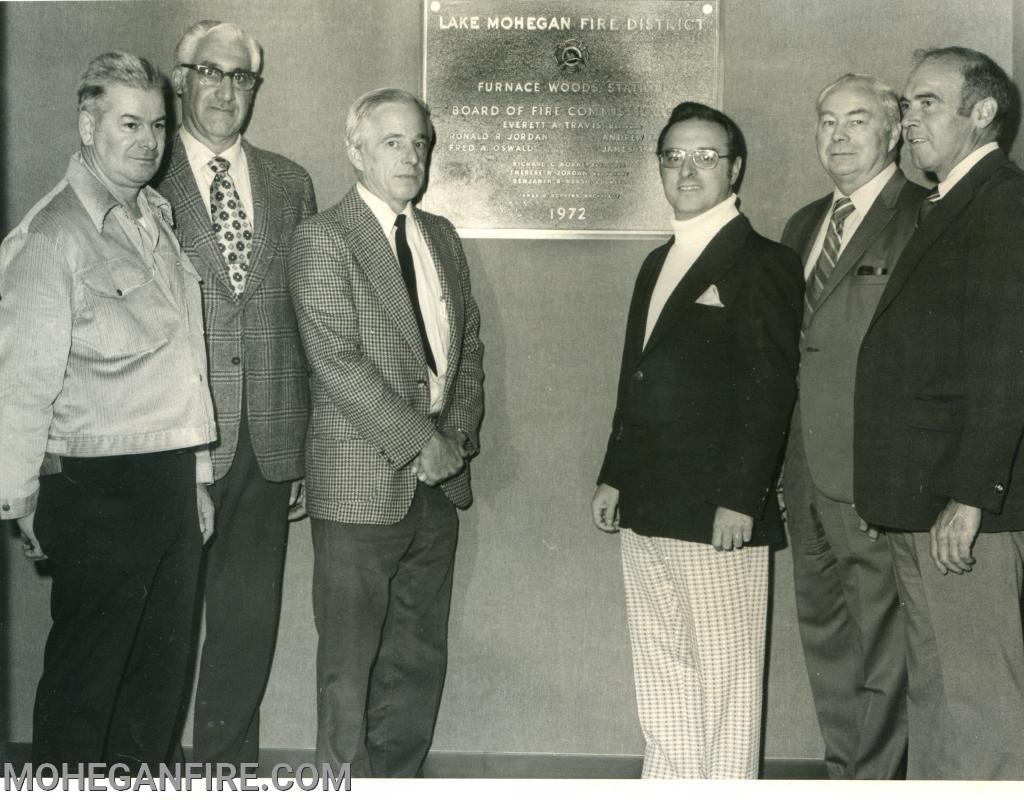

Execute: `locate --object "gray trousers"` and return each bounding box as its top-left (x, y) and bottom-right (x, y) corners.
top-left (311, 484), bottom-right (458, 777)
top-left (887, 528), bottom-right (1024, 779)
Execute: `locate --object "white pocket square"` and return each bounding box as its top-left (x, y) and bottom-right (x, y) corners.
top-left (695, 284), bottom-right (725, 307)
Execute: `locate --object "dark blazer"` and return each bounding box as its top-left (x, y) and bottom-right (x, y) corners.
top-left (783, 170), bottom-right (927, 502)
top-left (287, 187), bottom-right (484, 526)
top-left (855, 149), bottom-right (1024, 532)
top-left (598, 214), bottom-right (803, 545)
top-left (156, 135), bottom-right (317, 482)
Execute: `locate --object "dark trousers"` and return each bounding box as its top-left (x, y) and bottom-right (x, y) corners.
top-left (192, 408), bottom-right (291, 766)
top-left (311, 484), bottom-right (458, 778)
top-left (32, 450), bottom-right (201, 771)
top-left (783, 433), bottom-right (907, 779)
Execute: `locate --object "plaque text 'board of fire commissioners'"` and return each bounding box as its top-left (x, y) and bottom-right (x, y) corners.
top-left (422, 0), bottom-right (721, 238)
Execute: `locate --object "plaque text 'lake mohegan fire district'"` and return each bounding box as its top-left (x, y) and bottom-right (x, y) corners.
top-left (422, 0), bottom-right (721, 238)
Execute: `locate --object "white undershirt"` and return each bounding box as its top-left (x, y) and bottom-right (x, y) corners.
top-left (804, 162), bottom-right (897, 279)
top-left (358, 183), bottom-right (449, 414)
top-left (179, 127), bottom-right (253, 222)
top-left (643, 194), bottom-right (739, 347)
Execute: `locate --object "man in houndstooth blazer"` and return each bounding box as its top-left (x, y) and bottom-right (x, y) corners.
top-left (154, 21), bottom-right (316, 766)
top-left (288, 88), bottom-right (484, 778)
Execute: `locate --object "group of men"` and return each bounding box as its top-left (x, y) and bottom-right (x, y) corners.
top-left (592, 45), bottom-right (1024, 780)
top-left (0, 20), bottom-right (483, 779)
top-left (1, 14), bottom-right (1021, 784)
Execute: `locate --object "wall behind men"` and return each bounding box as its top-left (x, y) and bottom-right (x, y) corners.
top-left (2, 0), bottom-right (1018, 760)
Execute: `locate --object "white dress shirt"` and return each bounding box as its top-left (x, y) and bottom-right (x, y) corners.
top-left (804, 162), bottom-right (897, 279)
top-left (179, 127), bottom-right (253, 221)
top-left (643, 194), bottom-right (740, 347)
top-left (358, 183), bottom-right (449, 414)
top-left (934, 141), bottom-right (999, 199)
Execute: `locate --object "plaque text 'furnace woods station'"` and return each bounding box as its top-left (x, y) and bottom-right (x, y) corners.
top-left (423, 0), bottom-right (722, 238)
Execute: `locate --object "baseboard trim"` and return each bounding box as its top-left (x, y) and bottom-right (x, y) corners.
top-left (4, 743), bottom-right (828, 779)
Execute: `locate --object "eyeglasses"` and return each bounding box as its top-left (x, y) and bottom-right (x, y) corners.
top-left (657, 148), bottom-right (730, 170)
top-left (179, 63), bottom-right (258, 91)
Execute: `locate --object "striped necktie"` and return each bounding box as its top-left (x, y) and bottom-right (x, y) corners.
top-left (805, 196), bottom-right (855, 318)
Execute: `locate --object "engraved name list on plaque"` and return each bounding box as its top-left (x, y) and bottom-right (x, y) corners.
top-left (423, 0), bottom-right (721, 238)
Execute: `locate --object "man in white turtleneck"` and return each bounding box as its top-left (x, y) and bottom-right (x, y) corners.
top-left (592, 102), bottom-right (803, 779)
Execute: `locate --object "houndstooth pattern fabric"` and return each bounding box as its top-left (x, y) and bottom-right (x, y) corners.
top-left (620, 528), bottom-right (768, 779)
top-left (157, 137), bottom-right (317, 481)
top-left (287, 187), bottom-right (484, 525)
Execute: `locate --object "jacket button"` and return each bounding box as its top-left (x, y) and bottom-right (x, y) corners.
top-left (1, 503), bottom-right (9, 512)
top-left (633, 369), bottom-right (644, 381)
top-left (417, 379), bottom-right (427, 387)
top-left (231, 356), bottom-right (241, 365)
top-left (996, 483), bottom-right (1006, 493)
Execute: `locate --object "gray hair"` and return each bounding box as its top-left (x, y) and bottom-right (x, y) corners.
top-left (816, 72), bottom-right (902, 134)
top-left (174, 20), bottom-right (262, 73)
top-left (345, 88), bottom-right (433, 150)
top-left (77, 51), bottom-right (164, 113)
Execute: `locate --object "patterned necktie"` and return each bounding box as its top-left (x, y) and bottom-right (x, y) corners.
top-left (209, 156), bottom-right (252, 295)
top-left (804, 196), bottom-right (855, 318)
top-left (916, 187), bottom-right (941, 228)
top-left (394, 214), bottom-right (437, 374)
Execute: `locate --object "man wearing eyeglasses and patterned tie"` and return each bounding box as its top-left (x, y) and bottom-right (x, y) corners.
top-left (780, 73), bottom-right (926, 780)
top-left (591, 102), bottom-right (802, 778)
top-left (155, 19), bottom-right (317, 768)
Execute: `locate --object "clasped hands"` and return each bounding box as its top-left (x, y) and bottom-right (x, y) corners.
top-left (411, 429), bottom-right (470, 486)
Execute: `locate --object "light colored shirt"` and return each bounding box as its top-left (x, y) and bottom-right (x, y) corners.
top-left (179, 127), bottom-right (253, 221)
top-left (357, 182), bottom-right (450, 413)
top-left (934, 141), bottom-right (1000, 200)
top-left (0, 153), bottom-right (217, 518)
top-left (644, 194), bottom-right (740, 347)
top-left (805, 162), bottom-right (898, 279)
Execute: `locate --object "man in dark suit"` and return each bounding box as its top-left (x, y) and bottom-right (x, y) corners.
top-left (288, 88), bottom-right (484, 778)
top-left (155, 20), bottom-right (316, 766)
top-left (591, 102), bottom-right (802, 778)
top-left (855, 46), bottom-right (1024, 779)
top-left (781, 73), bottom-right (925, 779)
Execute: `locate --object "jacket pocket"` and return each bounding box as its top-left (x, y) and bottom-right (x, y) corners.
top-left (78, 258), bottom-right (171, 357)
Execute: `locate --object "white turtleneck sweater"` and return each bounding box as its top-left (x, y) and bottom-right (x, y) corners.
top-left (643, 194), bottom-right (739, 347)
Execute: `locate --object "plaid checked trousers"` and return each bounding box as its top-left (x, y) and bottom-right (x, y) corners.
top-left (620, 528), bottom-right (768, 779)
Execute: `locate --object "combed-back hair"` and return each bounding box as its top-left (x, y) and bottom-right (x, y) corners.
top-left (77, 51), bottom-right (163, 113)
top-left (174, 19), bottom-right (262, 73)
top-left (345, 88), bottom-right (434, 150)
top-left (817, 73), bottom-right (902, 135)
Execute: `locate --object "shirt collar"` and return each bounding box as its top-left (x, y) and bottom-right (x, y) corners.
top-left (66, 151), bottom-right (173, 232)
top-left (357, 182), bottom-right (414, 238)
top-left (179, 126), bottom-right (245, 175)
top-left (670, 193), bottom-right (739, 241)
top-left (935, 141), bottom-right (1000, 199)
top-left (833, 161), bottom-right (897, 212)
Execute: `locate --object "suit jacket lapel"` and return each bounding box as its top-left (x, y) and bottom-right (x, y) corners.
top-left (869, 151), bottom-right (1005, 328)
top-left (813, 171), bottom-right (906, 311)
top-left (641, 215), bottom-right (750, 359)
top-left (795, 196), bottom-right (831, 264)
top-left (345, 190), bottom-right (429, 366)
top-left (164, 134), bottom-right (236, 294)
top-left (240, 141), bottom-right (284, 301)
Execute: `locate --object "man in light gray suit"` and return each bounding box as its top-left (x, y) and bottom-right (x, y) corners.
top-left (288, 88), bottom-right (484, 778)
top-left (781, 73), bottom-right (926, 779)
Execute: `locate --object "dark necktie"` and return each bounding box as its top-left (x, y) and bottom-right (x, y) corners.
top-left (916, 187), bottom-right (941, 228)
top-left (209, 156), bottom-right (252, 295)
top-left (395, 214), bottom-right (437, 374)
top-left (804, 196), bottom-right (855, 318)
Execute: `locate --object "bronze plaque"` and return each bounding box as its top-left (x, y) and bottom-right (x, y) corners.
top-left (422, 0), bottom-right (721, 238)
